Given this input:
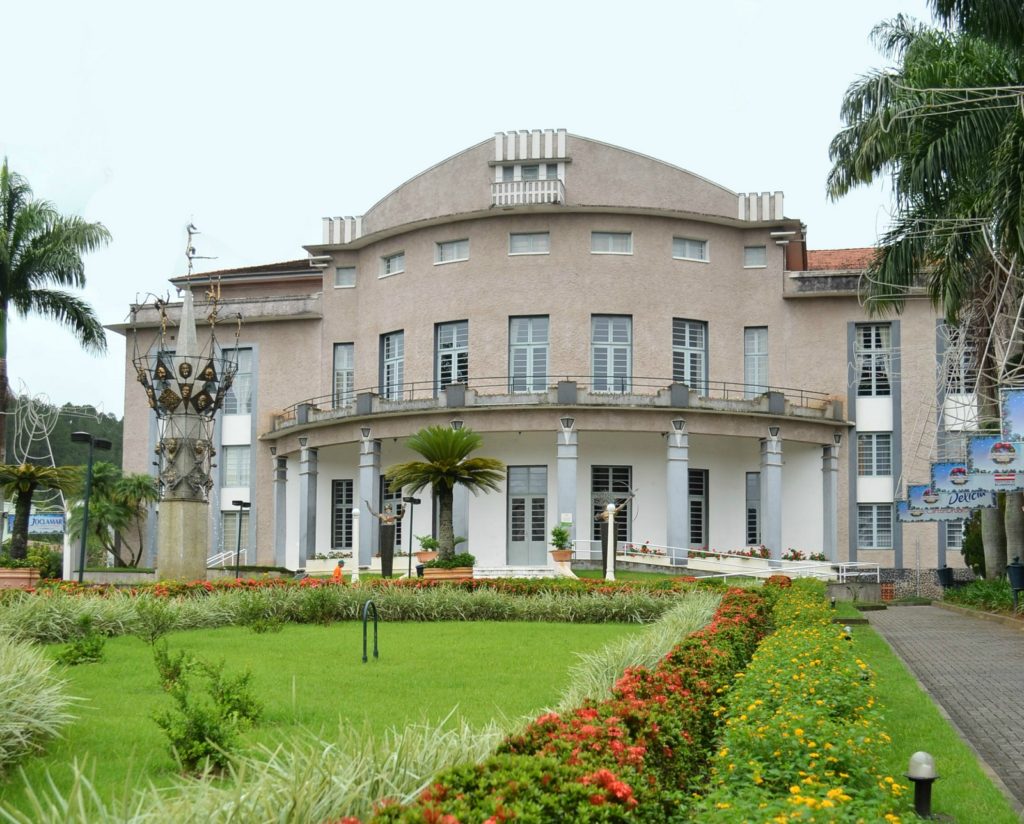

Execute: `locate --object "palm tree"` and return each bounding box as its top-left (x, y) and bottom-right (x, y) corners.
top-left (827, 7), bottom-right (1024, 577)
top-left (385, 426), bottom-right (505, 561)
top-left (0, 463), bottom-right (79, 559)
top-left (0, 160), bottom-right (110, 464)
top-left (67, 463), bottom-right (159, 568)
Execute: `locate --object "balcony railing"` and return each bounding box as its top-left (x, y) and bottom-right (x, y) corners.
top-left (271, 374), bottom-right (840, 432)
top-left (491, 179), bottom-right (565, 207)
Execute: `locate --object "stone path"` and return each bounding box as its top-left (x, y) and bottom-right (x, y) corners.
top-left (867, 605), bottom-right (1024, 815)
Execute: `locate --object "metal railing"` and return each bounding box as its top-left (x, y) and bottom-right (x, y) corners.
top-left (274, 374), bottom-right (835, 430)
top-left (207, 548), bottom-right (247, 567)
top-left (492, 178), bottom-right (566, 207)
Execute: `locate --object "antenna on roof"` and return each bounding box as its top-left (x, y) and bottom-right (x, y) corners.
top-left (185, 221), bottom-right (217, 279)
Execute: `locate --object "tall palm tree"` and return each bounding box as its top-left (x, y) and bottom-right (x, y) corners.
top-left (385, 426), bottom-right (505, 561)
top-left (0, 463), bottom-right (79, 559)
top-left (827, 8), bottom-right (1024, 576)
top-left (0, 160), bottom-right (110, 464)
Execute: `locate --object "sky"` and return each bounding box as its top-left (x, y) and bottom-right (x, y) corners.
top-left (3, 0), bottom-right (935, 417)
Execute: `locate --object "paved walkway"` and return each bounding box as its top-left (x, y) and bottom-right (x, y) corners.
top-left (867, 605), bottom-right (1024, 814)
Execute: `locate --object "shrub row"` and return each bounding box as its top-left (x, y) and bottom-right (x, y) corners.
top-left (364, 587), bottom-right (772, 823)
top-left (694, 579), bottom-right (907, 821)
top-left (0, 585), bottom-right (684, 644)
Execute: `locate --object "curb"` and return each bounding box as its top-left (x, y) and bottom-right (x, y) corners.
top-left (931, 600), bottom-right (1024, 632)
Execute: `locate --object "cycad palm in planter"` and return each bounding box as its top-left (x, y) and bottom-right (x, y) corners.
top-left (385, 426), bottom-right (505, 563)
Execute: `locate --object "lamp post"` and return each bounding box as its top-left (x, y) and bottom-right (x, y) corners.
top-left (231, 499), bottom-right (251, 579)
top-left (71, 431), bottom-right (112, 583)
top-left (403, 495), bottom-right (421, 577)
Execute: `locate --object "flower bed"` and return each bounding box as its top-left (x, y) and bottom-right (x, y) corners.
top-left (695, 579), bottom-right (908, 820)
top-left (366, 588), bottom-right (771, 822)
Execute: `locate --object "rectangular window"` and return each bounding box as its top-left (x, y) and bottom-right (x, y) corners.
top-left (331, 480), bottom-right (354, 549)
top-left (502, 165), bottom-right (514, 182)
top-left (672, 319), bottom-right (708, 394)
top-left (509, 316), bottom-right (549, 392)
top-left (857, 503), bottom-right (893, 549)
top-left (223, 348), bottom-right (253, 415)
top-left (591, 465), bottom-right (631, 544)
top-left (220, 510), bottom-right (250, 554)
top-left (744, 245), bottom-right (767, 267)
top-left (222, 445), bottom-right (251, 488)
top-left (689, 469), bottom-right (708, 548)
top-left (435, 239), bottom-right (469, 264)
top-left (591, 315), bottom-right (631, 392)
top-left (436, 321), bottom-right (469, 392)
top-left (334, 266), bottom-right (356, 288)
top-left (509, 232), bottom-right (550, 255)
top-left (944, 324), bottom-right (978, 394)
top-left (381, 252), bottom-right (405, 277)
top-left (380, 331), bottom-right (404, 401)
top-left (591, 231), bottom-right (632, 255)
top-left (745, 472), bottom-right (760, 546)
top-left (521, 164), bottom-right (540, 181)
top-left (946, 519), bottom-right (965, 551)
top-left (857, 432), bottom-right (893, 476)
top-left (856, 323), bottom-right (892, 397)
top-left (333, 343), bottom-right (354, 407)
top-left (544, 163), bottom-right (559, 180)
top-left (672, 237), bottom-right (708, 262)
top-left (743, 327), bottom-right (768, 398)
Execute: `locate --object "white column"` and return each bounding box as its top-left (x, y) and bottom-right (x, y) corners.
top-left (760, 435), bottom-right (783, 559)
top-left (298, 446), bottom-right (318, 563)
top-left (557, 427), bottom-right (578, 544)
top-left (358, 438), bottom-right (380, 567)
top-left (822, 444), bottom-right (839, 561)
top-left (605, 504), bottom-right (616, 581)
top-left (666, 425), bottom-right (689, 560)
top-left (272, 455), bottom-right (287, 568)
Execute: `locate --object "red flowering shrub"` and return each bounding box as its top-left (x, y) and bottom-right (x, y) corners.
top-left (764, 574), bottom-right (792, 589)
top-left (367, 588), bottom-right (769, 822)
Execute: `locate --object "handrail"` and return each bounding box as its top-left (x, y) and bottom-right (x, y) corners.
top-left (278, 374), bottom-right (834, 419)
top-left (362, 599), bottom-right (379, 663)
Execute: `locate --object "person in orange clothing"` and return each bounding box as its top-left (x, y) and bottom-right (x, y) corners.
top-left (331, 560), bottom-right (345, 584)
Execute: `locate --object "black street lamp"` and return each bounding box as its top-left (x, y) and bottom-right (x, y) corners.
top-left (403, 495), bottom-right (420, 577)
top-left (231, 499), bottom-right (251, 579)
top-left (71, 431), bottom-right (112, 583)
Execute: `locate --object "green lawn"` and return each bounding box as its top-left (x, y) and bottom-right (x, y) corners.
top-left (0, 621), bottom-right (640, 815)
top-left (857, 618), bottom-right (1020, 822)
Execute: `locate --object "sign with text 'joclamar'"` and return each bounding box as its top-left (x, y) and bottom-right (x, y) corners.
top-left (1001, 388), bottom-right (1024, 440)
top-left (931, 460), bottom-right (1024, 493)
top-left (967, 434), bottom-right (1024, 473)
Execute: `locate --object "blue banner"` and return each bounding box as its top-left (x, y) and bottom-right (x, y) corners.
top-left (932, 460), bottom-right (1024, 493)
top-left (5, 513), bottom-right (65, 534)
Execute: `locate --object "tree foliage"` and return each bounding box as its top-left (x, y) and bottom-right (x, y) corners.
top-left (0, 463), bottom-right (79, 559)
top-left (385, 426), bottom-right (505, 560)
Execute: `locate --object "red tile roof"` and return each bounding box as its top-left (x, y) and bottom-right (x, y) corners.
top-left (805, 248), bottom-right (876, 271)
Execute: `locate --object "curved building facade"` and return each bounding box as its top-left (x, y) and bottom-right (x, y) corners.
top-left (119, 130), bottom-right (954, 573)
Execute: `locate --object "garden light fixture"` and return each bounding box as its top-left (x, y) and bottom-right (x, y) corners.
top-left (298, 436), bottom-right (308, 448)
top-left (833, 431), bottom-right (842, 447)
top-left (843, 624), bottom-right (852, 640)
top-left (231, 499), bottom-right (251, 579)
top-left (71, 431), bottom-right (112, 583)
top-left (559, 415), bottom-right (575, 432)
top-left (905, 751), bottom-right (938, 818)
top-left (269, 446), bottom-right (277, 456)
top-left (360, 426), bottom-right (371, 440)
top-left (768, 425), bottom-right (780, 439)
top-left (449, 419), bottom-right (464, 431)
top-left (671, 418), bottom-right (686, 433)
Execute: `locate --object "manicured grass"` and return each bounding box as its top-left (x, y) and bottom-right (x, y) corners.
top-left (856, 622), bottom-right (1020, 822)
top-left (0, 621), bottom-right (640, 815)
top-left (574, 569), bottom-right (691, 582)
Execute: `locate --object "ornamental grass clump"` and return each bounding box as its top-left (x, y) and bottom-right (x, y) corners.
top-left (0, 636), bottom-right (75, 773)
top-left (695, 579), bottom-right (908, 821)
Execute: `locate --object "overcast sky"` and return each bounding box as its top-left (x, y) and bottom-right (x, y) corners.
top-left (4, 0), bottom-right (934, 417)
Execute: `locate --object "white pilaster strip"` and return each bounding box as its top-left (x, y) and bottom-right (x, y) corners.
top-left (343, 217), bottom-right (352, 244)
top-left (354, 216), bottom-right (362, 239)
top-left (747, 193), bottom-right (758, 221)
top-left (543, 129), bottom-right (554, 158)
top-left (518, 130), bottom-right (528, 159)
top-left (506, 132), bottom-right (516, 161)
top-left (761, 193), bottom-right (770, 222)
top-left (556, 128), bottom-right (566, 156)
top-left (322, 218), bottom-right (331, 244)
top-left (531, 130), bottom-right (541, 158)
top-left (773, 191), bottom-right (784, 220)
top-left (738, 194), bottom-right (747, 220)
top-left (494, 133), bottom-right (504, 162)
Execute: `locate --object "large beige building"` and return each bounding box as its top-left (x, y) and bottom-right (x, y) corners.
top-left (118, 130), bottom-right (963, 573)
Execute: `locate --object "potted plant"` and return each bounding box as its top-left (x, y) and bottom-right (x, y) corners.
top-left (549, 523), bottom-right (573, 563)
top-left (0, 552), bottom-right (40, 590)
top-left (422, 551), bottom-right (475, 581)
top-left (414, 535), bottom-right (440, 564)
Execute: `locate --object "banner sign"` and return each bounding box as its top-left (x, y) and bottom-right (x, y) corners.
top-left (1001, 388), bottom-right (1024, 441)
top-left (897, 500), bottom-right (973, 522)
top-left (5, 513), bottom-right (65, 534)
top-left (967, 435), bottom-right (1024, 472)
top-left (932, 461), bottom-right (1024, 493)
top-left (907, 483), bottom-right (995, 510)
